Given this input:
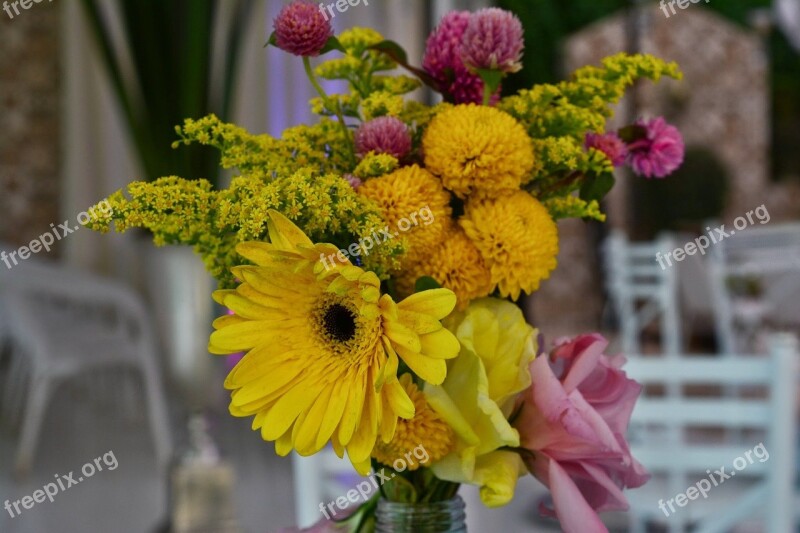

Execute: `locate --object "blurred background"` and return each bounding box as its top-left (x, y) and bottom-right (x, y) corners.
top-left (0, 0), bottom-right (798, 532)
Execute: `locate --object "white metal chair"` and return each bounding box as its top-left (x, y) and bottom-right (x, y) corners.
top-left (603, 231), bottom-right (683, 355)
top-left (0, 260), bottom-right (172, 476)
top-left (624, 334), bottom-right (798, 533)
top-left (706, 221), bottom-right (800, 354)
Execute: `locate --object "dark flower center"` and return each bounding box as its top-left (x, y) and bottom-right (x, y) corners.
top-left (323, 303), bottom-right (357, 343)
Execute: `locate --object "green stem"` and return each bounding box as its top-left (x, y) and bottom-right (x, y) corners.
top-left (482, 81), bottom-right (492, 106)
top-left (303, 56), bottom-right (356, 166)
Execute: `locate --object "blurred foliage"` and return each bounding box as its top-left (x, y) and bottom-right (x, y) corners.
top-left (80, 0), bottom-right (255, 187)
top-left (631, 147), bottom-right (729, 239)
top-left (499, 0), bottom-right (800, 181)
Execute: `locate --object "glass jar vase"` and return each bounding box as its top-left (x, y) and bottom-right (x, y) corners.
top-left (375, 495), bottom-right (467, 532)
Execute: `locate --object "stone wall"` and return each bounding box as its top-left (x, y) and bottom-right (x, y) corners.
top-left (0, 3), bottom-right (61, 249)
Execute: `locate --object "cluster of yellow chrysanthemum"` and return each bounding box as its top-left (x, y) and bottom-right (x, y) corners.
top-left (359, 103), bottom-right (560, 307)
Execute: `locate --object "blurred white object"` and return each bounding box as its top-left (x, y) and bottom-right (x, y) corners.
top-left (706, 221), bottom-right (800, 354)
top-left (775, 0), bottom-right (800, 51)
top-left (292, 449), bottom-right (366, 528)
top-left (0, 260), bottom-right (172, 476)
top-left (603, 231), bottom-right (683, 354)
top-left (625, 334), bottom-right (798, 533)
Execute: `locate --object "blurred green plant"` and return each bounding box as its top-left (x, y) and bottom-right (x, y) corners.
top-left (80, 0), bottom-right (255, 187)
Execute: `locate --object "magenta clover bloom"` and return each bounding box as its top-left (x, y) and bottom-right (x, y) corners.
top-left (460, 8), bottom-right (525, 74)
top-left (354, 117), bottom-right (412, 160)
top-left (273, 0), bottom-right (333, 57)
top-left (585, 132), bottom-right (629, 168)
top-left (422, 11), bottom-right (500, 105)
top-left (627, 117), bottom-right (685, 179)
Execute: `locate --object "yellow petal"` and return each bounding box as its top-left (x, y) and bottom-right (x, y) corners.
top-left (419, 328), bottom-right (461, 359)
top-left (393, 342), bottom-right (447, 384)
top-left (273, 427), bottom-right (294, 456)
top-left (261, 383), bottom-right (320, 441)
top-left (424, 384), bottom-right (480, 446)
top-left (293, 384), bottom-right (335, 455)
top-left (397, 288), bottom-right (456, 320)
top-left (397, 308), bottom-right (442, 335)
top-left (384, 379), bottom-right (415, 419)
top-left (338, 374), bottom-right (366, 445)
top-left (346, 388), bottom-right (378, 464)
top-left (212, 314), bottom-right (247, 331)
top-left (218, 293), bottom-right (287, 320)
top-left (375, 337), bottom-right (399, 390)
top-left (267, 209), bottom-right (313, 250)
top-left (383, 321), bottom-right (422, 353)
top-left (316, 379), bottom-right (349, 450)
top-left (212, 290), bottom-right (236, 305)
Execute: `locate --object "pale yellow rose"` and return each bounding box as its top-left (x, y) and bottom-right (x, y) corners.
top-left (424, 298), bottom-right (537, 507)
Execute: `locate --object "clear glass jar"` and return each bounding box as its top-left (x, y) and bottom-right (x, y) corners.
top-left (375, 495), bottom-right (467, 533)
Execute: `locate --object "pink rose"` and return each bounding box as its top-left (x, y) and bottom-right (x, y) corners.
top-left (514, 333), bottom-right (649, 533)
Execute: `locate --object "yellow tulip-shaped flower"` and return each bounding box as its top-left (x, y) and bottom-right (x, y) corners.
top-left (209, 210), bottom-right (460, 474)
top-left (424, 298), bottom-right (537, 506)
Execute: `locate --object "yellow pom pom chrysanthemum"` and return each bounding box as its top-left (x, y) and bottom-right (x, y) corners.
top-left (358, 164), bottom-right (452, 263)
top-left (372, 373), bottom-right (455, 470)
top-left (460, 191), bottom-right (559, 300)
top-left (209, 210), bottom-right (461, 474)
top-left (423, 104), bottom-right (534, 199)
top-left (397, 226), bottom-right (493, 310)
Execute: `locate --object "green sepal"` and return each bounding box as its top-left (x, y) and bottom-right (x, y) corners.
top-left (476, 68), bottom-right (504, 97)
top-left (415, 276), bottom-right (442, 293)
top-left (617, 124), bottom-right (647, 143)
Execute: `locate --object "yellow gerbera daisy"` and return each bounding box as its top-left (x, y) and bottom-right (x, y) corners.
top-left (460, 191), bottom-right (558, 300)
top-left (422, 104), bottom-right (534, 199)
top-left (372, 373), bottom-right (455, 471)
top-left (208, 210), bottom-right (460, 474)
top-left (358, 164), bottom-right (452, 264)
top-left (396, 226), bottom-right (493, 310)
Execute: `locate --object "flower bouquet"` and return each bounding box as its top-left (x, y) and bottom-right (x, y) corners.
top-left (87, 3), bottom-right (685, 532)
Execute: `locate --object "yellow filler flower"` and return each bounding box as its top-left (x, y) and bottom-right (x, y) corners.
top-left (209, 210), bottom-right (460, 474)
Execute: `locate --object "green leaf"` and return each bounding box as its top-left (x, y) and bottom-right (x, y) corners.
top-left (617, 124), bottom-right (647, 143)
top-left (264, 31), bottom-right (277, 48)
top-left (369, 39), bottom-right (409, 64)
top-left (476, 68), bottom-right (504, 96)
top-left (368, 40), bottom-right (442, 93)
top-left (415, 276), bottom-right (442, 293)
top-left (580, 172), bottom-right (615, 202)
top-left (319, 36), bottom-right (346, 54)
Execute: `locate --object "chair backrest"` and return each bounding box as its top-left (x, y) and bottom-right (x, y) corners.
top-left (706, 221), bottom-right (800, 354)
top-left (603, 231), bottom-right (682, 354)
top-left (625, 334), bottom-right (798, 533)
top-left (0, 259), bottom-right (156, 364)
